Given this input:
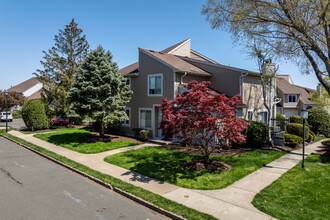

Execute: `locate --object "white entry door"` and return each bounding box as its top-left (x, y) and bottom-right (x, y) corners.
top-left (157, 107), bottom-right (163, 138)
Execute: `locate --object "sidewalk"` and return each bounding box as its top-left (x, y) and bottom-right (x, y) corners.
top-left (8, 130), bottom-right (325, 220)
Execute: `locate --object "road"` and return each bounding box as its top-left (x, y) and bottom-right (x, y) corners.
top-left (0, 137), bottom-right (168, 220)
top-left (0, 118), bottom-right (26, 130)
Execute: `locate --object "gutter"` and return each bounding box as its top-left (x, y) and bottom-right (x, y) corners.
top-left (180, 72), bottom-right (187, 84)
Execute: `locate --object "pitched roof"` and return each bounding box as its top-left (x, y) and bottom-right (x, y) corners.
top-left (276, 78), bottom-right (316, 105)
top-left (8, 77), bottom-right (40, 93)
top-left (161, 38), bottom-right (190, 54)
top-left (140, 48), bottom-right (211, 76)
top-left (27, 90), bottom-right (43, 100)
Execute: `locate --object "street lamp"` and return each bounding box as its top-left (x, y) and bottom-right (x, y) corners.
top-left (301, 109), bottom-right (308, 169)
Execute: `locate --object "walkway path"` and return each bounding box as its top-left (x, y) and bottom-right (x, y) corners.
top-left (8, 130), bottom-right (325, 220)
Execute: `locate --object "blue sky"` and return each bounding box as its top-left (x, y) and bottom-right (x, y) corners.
top-left (0, 0), bottom-right (318, 90)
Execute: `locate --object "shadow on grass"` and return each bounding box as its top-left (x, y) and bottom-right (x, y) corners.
top-left (120, 151), bottom-right (211, 184)
top-left (45, 132), bottom-right (91, 147)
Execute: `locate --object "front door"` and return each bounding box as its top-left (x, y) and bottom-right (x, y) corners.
top-left (157, 107), bottom-right (163, 138)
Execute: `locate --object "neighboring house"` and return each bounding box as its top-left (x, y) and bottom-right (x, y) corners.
top-left (276, 74), bottom-right (317, 118)
top-left (7, 77), bottom-right (44, 111)
top-left (119, 39), bottom-right (268, 138)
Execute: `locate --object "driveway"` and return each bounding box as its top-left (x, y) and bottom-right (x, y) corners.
top-left (0, 118), bottom-right (26, 129)
top-left (0, 137), bottom-right (168, 220)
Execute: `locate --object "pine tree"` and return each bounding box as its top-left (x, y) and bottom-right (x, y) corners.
top-left (68, 46), bottom-right (132, 137)
top-left (34, 18), bottom-right (89, 117)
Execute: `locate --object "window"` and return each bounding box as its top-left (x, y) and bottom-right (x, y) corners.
top-left (125, 78), bottom-right (131, 90)
top-left (139, 109), bottom-right (152, 128)
top-left (237, 108), bottom-right (243, 118)
top-left (258, 111), bottom-right (268, 123)
top-left (248, 110), bottom-right (253, 120)
top-left (288, 94), bottom-right (297, 103)
top-left (123, 108), bottom-right (131, 126)
top-left (148, 74), bottom-right (162, 96)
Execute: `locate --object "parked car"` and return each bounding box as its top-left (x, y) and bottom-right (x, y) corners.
top-left (51, 117), bottom-right (69, 126)
top-left (0, 112), bottom-right (13, 122)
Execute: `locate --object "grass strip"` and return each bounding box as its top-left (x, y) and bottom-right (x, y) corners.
top-left (253, 154), bottom-right (330, 220)
top-left (105, 147), bottom-right (288, 190)
top-left (3, 133), bottom-right (216, 220)
top-left (34, 128), bottom-right (137, 154)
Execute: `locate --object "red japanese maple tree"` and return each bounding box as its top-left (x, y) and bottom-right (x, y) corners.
top-left (159, 81), bottom-right (249, 163)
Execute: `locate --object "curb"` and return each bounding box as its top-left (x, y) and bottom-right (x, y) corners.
top-left (2, 135), bottom-right (186, 220)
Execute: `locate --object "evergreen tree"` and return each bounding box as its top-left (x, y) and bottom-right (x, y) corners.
top-left (68, 46), bottom-right (132, 137)
top-left (34, 18), bottom-right (89, 117)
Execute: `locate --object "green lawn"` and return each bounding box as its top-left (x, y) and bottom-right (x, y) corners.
top-left (104, 147), bottom-right (288, 190)
top-left (315, 136), bottom-right (327, 142)
top-left (3, 133), bottom-right (216, 220)
top-left (253, 154), bottom-right (330, 220)
top-left (34, 128), bottom-right (138, 154)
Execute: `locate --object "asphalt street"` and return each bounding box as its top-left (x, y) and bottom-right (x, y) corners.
top-left (0, 137), bottom-right (168, 220)
top-left (0, 118), bottom-right (26, 130)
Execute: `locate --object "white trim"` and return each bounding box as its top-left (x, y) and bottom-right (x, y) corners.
top-left (153, 104), bottom-right (162, 138)
top-left (122, 107), bottom-right (131, 127)
top-left (138, 108), bottom-right (154, 132)
top-left (168, 38), bottom-right (191, 54)
top-left (147, 73), bottom-right (163, 96)
top-left (173, 71), bottom-right (176, 99)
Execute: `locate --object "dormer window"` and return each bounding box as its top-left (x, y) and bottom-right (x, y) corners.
top-left (288, 94), bottom-right (297, 103)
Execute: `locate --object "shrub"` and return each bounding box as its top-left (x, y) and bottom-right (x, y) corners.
top-left (139, 129), bottom-right (151, 141)
top-left (307, 131), bottom-right (316, 142)
top-left (22, 99), bottom-right (49, 130)
top-left (289, 115), bottom-right (304, 124)
top-left (284, 133), bottom-right (303, 147)
top-left (308, 106), bottom-right (330, 135)
top-left (321, 139), bottom-right (330, 148)
top-left (286, 123), bottom-right (310, 139)
top-left (12, 110), bottom-right (22, 119)
top-left (276, 113), bottom-right (286, 130)
top-left (244, 120), bottom-right (268, 148)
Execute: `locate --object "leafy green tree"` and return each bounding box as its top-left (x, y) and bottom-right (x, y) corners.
top-left (34, 19), bottom-right (89, 117)
top-left (310, 77), bottom-right (330, 109)
top-left (202, 0), bottom-right (330, 95)
top-left (22, 99), bottom-right (49, 130)
top-left (308, 106), bottom-right (330, 136)
top-left (68, 46), bottom-right (132, 137)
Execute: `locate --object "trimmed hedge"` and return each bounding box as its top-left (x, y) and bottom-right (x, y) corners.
top-left (307, 130), bottom-right (316, 142)
top-left (244, 120), bottom-right (268, 148)
top-left (286, 123), bottom-right (310, 139)
top-left (289, 115), bottom-right (305, 125)
top-left (284, 133), bottom-right (303, 147)
top-left (321, 139), bottom-right (330, 147)
top-left (22, 99), bottom-right (49, 130)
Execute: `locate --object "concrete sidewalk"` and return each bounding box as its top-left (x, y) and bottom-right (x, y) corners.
top-left (8, 130), bottom-right (326, 220)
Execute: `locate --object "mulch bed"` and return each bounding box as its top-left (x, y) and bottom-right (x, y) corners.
top-left (83, 132), bottom-right (144, 144)
top-left (184, 160), bottom-right (233, 172)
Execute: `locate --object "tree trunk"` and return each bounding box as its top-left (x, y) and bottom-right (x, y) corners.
top-left (204, 155), bottom-right (210, 164)
top-left (99, 121), bottom-right (104, 137)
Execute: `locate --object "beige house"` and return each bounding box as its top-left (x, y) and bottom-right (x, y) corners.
top-left (276, 74), bottom-right (317, 118)
top-left (119, 39), bottom-right (267, 138)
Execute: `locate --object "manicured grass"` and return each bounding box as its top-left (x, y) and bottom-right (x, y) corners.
top-left (34, 128), bottom-right (137, 154)
top-left (315, 136), bottom-right (327, 142)
top-left (253, 154), bottom-right (330, 220)
top-left (104, 147), bottom-right (288, 190)
top-left (20, 127), bottom-right (73, 134)
top-left (3, 133), bottom-right (216, 220)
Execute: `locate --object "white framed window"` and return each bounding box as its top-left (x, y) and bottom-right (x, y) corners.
top-left (139, 108), bottom-right (152, 129)
top-left (248, 110), bottom-right (253, 121)
top-left (148, 74), bottom-right (163, 96)
top-left (125, 78), bottom-right (131, 90)
top-left (237, 108), bottom-right (243, 118)
top-left (258, 111), bottom-right (268, 123)
top-left (122, 107), bottom-right (131, 127)
top-left (288, 94), bottom-right (297, 103)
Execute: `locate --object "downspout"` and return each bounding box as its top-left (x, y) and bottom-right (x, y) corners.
top-left (240, 72), bottom-right (249, 117)
top-left (180, 72), bottom-right (187, 84)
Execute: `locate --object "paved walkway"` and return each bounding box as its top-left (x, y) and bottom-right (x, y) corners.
top-left (8, 130), bottom-right (326, 220)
